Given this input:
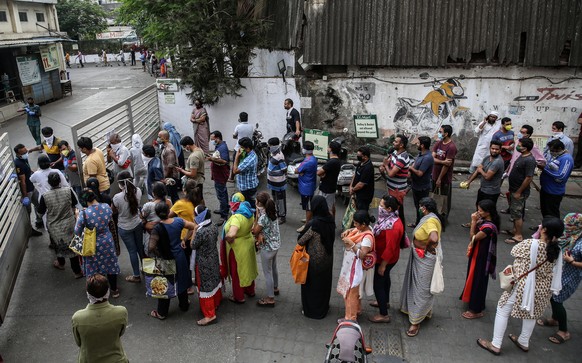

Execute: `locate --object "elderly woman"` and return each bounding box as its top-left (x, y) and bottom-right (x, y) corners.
top-left (38, 172), bottom-right (81, 277)
top-left (537, 212), bottom-right (582, 345)
top-left (148, 202), bottom-right (197, 320)
top-left (190, 205), bottom-right (222, 326)
top-left (370, 195), bottom-right (404, 323)
top-left (297, 195), bottom-right (335, 319)
top-left (477, 216), bottom-right (564, 355)
top-left (400, 197), bottom-right (442, 337)
top-left (338, 210), bottom-right (375, 322)
top-left (222, 193), bottom-right (258, 304)
top-left (75, 189), bottom-right (121, 297)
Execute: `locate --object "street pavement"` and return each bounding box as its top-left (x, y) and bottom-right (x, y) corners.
top-left (0, 65), bottom-right (581, 362)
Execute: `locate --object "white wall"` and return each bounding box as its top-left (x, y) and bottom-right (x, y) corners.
top-left (158, 78), bottom-right (301, 148)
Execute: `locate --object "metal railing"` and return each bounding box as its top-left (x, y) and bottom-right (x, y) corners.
top-left (0, 133), bottom-right (23, 250)
top-left (70, 84), bottom-right (160, 185)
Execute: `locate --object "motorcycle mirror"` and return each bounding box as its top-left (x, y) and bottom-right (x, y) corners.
top-left (256, 123), bottom-right (259, 128)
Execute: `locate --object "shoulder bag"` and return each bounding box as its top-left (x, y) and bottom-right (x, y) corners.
top-left (361, 232), bottom-right (377, 270)
top-left (499, 260), bottom-right (547, 292)
top-left (69, 210), bottom-right (96, 257)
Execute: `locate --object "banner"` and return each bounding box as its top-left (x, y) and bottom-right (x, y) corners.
top-left (39, 45), bottom-right (59, 71)
top-left (16, 56), bottom-right (41, 86)
top-left (303, 129), bottom-right (329, 160)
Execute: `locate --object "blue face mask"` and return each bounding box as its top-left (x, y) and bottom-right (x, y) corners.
top-left (517, 132), bottom-right (524, 140)
top-left (437, 132), bottom-right (443, 140)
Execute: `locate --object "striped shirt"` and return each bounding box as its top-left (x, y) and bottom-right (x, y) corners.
top-left (386, 150), bottom-right (410, 191)
top-left (267, 148), bottom-right (287, 191)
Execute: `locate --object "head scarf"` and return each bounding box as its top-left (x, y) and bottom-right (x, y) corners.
top-left (558, 213), bottom-right (582, 250)
top-left (195, 205), bottom-right (212, 230)
top-left (229, 192), bottom-right (254, 219)
top-left (373, 206), bottom-right (400, 236)
top-left (132, 134), bottom-right (143, 150)
top-left (229, 192), bottom-right (245, 213)
top-left (303, 195), bottom-right (335, 254)
top-left (163, 122), bottom-right (182, 156)
top-left (489, 111), bottom-right (499, 117)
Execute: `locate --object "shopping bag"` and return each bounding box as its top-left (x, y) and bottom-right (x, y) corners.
top-left (143, 258), bottom-right (177, 299)
top-left (341, 197), bottom-right (356, 231)
top-left (430, 248), bottom-right (444, 295)
top-left (429, 187), bottom-right (448, 216)
top-left (290, 244), bottom-right (309, 284)
top-left (69, 211), bottom-right (96, 257)
top-left (499, 265), bottom-right (515, 292)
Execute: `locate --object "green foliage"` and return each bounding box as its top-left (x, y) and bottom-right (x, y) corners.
top-left (57, 0), bottom-right (108, 40)
top-left (118, 0), bottom-right (271, 103)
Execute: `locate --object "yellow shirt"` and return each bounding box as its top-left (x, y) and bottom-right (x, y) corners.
top-left (83, 148), bottom-right (110, 192)
top-left (171, 199), bottom-right (194, 239)
top-left (414, 217), bottom-right (441, 242)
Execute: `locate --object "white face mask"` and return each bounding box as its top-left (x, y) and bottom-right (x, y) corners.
top-left (111, 143), bottom-right (122, 152)
top-left (44, 135), bottom-right (54, 146)
top-left (21, 152), bottom-right (29, 160)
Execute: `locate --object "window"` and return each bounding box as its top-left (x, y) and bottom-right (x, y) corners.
top-left (36, 13), bottom-right (45, 22)
top-left (0, 11), bottom-right (7, 22)
top-left (19, 11), bottom-right (27, 22)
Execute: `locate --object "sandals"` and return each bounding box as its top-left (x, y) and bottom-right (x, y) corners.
top-left (256, 298), bottom-right (275, 308)
top-left (406, 325), bottom-right (420, 337)
top-left (111, 289), bottom-right (120, 298)
top-left (369, 301), bottom-right (379, 308)
top-left (228, 296), bottom-right (245, 304)
top-left (368, 314), bottom-right (391, 323)
top-left (536, 318), bottom-right (558, 327)
top-left (125, 275), bottom-right (141, 283)
top-left (150, 310), bottom-right (166, 320)
top-left (197, 316), bottom-right (217, 326)
top-left (476, 338), bottom-right (500, 356)
top-left (508, 334), bottom-right (528, 352)
top-left (53, 260), bottom-right (65, 270)
top-left (504, 237), bottom-right (522, 244)
top-left (461, 311), bottom-right (484, 319)
top-left (549, 333), bottom-right (570, 344)
top-left (187, 287), bottom-right (196, 295)
top-left (407, 223), bottom-right (416, 228)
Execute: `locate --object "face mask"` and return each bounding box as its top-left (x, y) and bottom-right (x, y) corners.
top-left (44, 135), bottom-right (54, 146)
top-left (21, 152), bottom-right (29, 160)
top-left (552, 131), bottom-right (563, 137)
top-left (62, 149), bottom-right (70, 157)
top-left (156, 137), bottom-right (163, 145)
top-left (357, 155), bottom-right (363, 162)
top-left (269, 146), bottom-right (279, 154)
top-left (504, 124), bottom-right (512, 131)
top-left (241, 150), bottom-right (247, 159)
top-left (302, 148), bottom-right (310, 155)
top-left (142, 156), bottom-right (152, 167)
top-left (515, 145), bottom-right (523, 153)
top-left (516, 132), bottom-right (523, 140)
top-left (418, 207), bottom-right (424, 215)
top-left (111, 143), bottom-right (121, 152)
top-left (210, 140), bottom-right (217, 148)
top-left (437, 132), bottom-right (443, 140)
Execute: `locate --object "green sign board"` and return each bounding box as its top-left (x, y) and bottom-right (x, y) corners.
top-left (303, 129), bottom-right (330, 160)
top-left (354, 114), bottom-right (378, 138)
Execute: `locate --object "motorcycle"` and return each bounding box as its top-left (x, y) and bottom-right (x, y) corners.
top-left (282, 132), bottom-right (303, 188)
top-left (252, 123), bottom-right (269, 176)
top-left (324, 320), bottom-right (371, 363)
top-left (331, 135), bottom-right (354, 205)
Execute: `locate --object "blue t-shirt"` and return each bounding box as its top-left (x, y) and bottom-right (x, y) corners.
top-left (540, 152), bottom-right (574, 195)
top-left (297, 155), bottom-right (318, 196)
top-left (411, 151), bottom-right (434, 191)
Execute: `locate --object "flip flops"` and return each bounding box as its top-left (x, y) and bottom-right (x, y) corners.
top-left (150, 310), bottom-right (166, 320)
top-left (228, 296), bottom-right (245, 304)
top-left (406, 325), bottom-right (420, 337)
top-left (461, 311), bottom-right (484, 319)
top-left (476, 338), bottom-right (500, 356)
top-left (504, 237), bottom-right (523, 244)
top-left (549, 333), bottom-right (570, 344)
top-left (256, 298), bottom-right (275, 308)
top-left (125, 275), bottom-right (141, 283)
top-left (197, 316), bottom-right (217, 326)
top-left (368, 315), bottom-right (391, 323)
top-left (53, 260), bottom-right (65, 270)
top-left (508, 334), bottom-right (529, 352)
top-left (461, 223), bottom-right (471, 228)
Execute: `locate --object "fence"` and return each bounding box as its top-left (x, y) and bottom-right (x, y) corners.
top-left (0, 132), bottom-right (29, 323)
top-left (70, 84), bottom-right (161, 185)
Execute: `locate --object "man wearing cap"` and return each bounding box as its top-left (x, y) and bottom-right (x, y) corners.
top-left (470, 111), bottom-right (500, 173)
top-left (13, 144), bottom-right (43, 236)
top-left (296, 141), bottom-right (318, 233)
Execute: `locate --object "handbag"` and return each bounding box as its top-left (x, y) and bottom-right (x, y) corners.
top-left (109, 219), bottom-right (121, 256)
top-left (430, 245), bottom-right (444, 295)
top-left (429, 187), bottom-right (448, 216)
top-left (69, 210), bottom-right (97, 257)
top-left (290, 244), bottom-right (310, 284)
top-left (143, 257), bottom-right (177, 299)
top-left (499, 260), bottom-right (547, 292)
top-left (341, 197), bottom-right (356, 231)
top-left (361, 232), bottom-right (377, 270)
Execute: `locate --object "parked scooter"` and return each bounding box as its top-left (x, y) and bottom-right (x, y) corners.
top-left (282, 132), bottom-right (303, 187)
top-left (252, 123), bottom-right (269, 176)
top-left (332, 135), bottom-right (354, 205)
top-left (324, 320), bottom-right (371, 363)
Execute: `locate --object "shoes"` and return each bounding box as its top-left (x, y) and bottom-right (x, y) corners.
top-left (301, 218), bottom-right (306, 223)
top-left (278, 218), bottom-right (286, 225)
top-left (213, 210), bottom-right (222, 215)
top-left (296, 225), bottom-right (306, 233)
top-left (30, 229), bottom-right (43, 237)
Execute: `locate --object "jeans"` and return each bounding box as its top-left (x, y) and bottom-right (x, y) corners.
top-left (260, 249), bottom-right (279, 298)
top-left (412, 189), bottom-right (430, 225)
top-left (271, 189), bottom-right (287, 217)
top-left (28, 124), bottom-right (41, 145)
top-left (539, 190), bottom-right (563, 219)
top-left (241, 187), bottom-right (257, 209)
top-left (551, 297), bottom-right (568, 332)
top-left (215, 182), bottom-right (229, 218)
top-left (118, 224), bottom-right (145, 276)
top-left (57, 256), bottom-right (82, 274)
top-left (373, 263), bottom-right (396, 316)
top-left (491, 289), bottom-right (536, 349)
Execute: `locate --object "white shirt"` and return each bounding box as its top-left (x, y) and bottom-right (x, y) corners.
top-left (30, 169), bottom-right (70, 202)
top-left (470, 120), bottom-right (501, 169)
top-left (233, 122), bottom-right (254, 151)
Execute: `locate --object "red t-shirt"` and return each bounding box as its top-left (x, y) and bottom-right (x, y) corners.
top-left (431, 140), bottom-right (458, 184)
top-left (375, 219), bottom-right (404, 265)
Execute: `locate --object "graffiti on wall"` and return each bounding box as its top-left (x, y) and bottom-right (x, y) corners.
top-left (393, 78), bottom-right (474, 138)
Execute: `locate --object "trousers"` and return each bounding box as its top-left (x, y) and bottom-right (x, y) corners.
top-left (271, 189), bottom-right (287, 217)
top-left (491, 289), bottom-right (536, 349)
top-left (260, 249), bottom-right (279, 298)
top-left (344, 286), bottom-right (361, 321)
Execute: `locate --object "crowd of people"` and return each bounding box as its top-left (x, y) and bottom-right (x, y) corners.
top-left (11, 100), bottom-right (582, 360)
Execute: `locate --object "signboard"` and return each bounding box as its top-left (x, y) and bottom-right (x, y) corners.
top-left (353, 114), bottom-right (378, 138)
top-left (303, 129), bottom-right (329, 160)
top-left (164, 92), bottom-right (175, 104)
top-left (16, 56), bottom-right (41, 86)
top-left (156, 79), bottom-right (179, 92)
top-left (39, 45), bottom-right (59, 71)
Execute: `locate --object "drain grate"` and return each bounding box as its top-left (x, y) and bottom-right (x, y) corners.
top-left (369, 326), bottom-right (404, 359)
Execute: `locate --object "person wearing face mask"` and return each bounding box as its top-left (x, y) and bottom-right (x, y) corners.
top-left (58, 140), bottom-right (82, 198)
top-left (107, 133), bottom-right (132, 178)
top-left (576, 114), bottom-right (582, 169)
top-left (77, 136), bottom-right (110, 193)
top-left (431, 125), bottom-right (457, 224)
top-left (296, 141), bottom-right (318, 233)
top-left (380, 134), bottom-right (411, 227)
top-left (177, 136), bottom-right (205, 204)
top-left (207, 131), bottom-right (230, 224)
top-left (266, 137), bottom-right (287, 224)
top-left (29, 127), bottom-right (64, 170)
top-left (190, 98), bottom-right (210, 154)
top-left (233, 137), bottom-right (259, 209)
top-left (409, 136), bottom-right (434, 228)
top-left (129, 134), bottom-right (147, 190)
top-left (13, 143), bottom-right (43, 236)
top-left (504, 138), bottom-right (537, 244)
top-left (350, 146), bottom-right (375, 212)
top-left (21, 97), bottom-right (42, 146)
top-left (460, 140), bottom-right (504, 228)
top-left (157, 130), bottom-right (180, 203)
top-left (544, 121), bottom-right (574, 160)
top-left (370, 195), bottom-right (404, 323)
top-left (72, 274), bottom-right (128, 362)
top-left (491, 117), bottom-right (515, 170)
top-left (163, 122), bottom-right (185, 168)
top-left (142, 145), bottom-right (164, 201)
top-left (539, 139), bottom-right (574, 219)
top-left (505, 125), bottom-right (546, 177)
top-left (470, 111), bottom-right (500, 173)
top-left (316, 141), bottom-right (342, 218)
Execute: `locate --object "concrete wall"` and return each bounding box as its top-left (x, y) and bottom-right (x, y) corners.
top-left (298, 66), bottom-right (582, 159)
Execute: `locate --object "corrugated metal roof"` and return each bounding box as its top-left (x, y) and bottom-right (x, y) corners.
top-left (295, 0), bottom-right (582, 66)
top-left (0, 37), bottom-right (73, 49)
top-left (262, 0), bottom-right (303, 49)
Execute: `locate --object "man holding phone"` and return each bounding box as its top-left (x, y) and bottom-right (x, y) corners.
top-left (177, 136), bottom-right (206, 204)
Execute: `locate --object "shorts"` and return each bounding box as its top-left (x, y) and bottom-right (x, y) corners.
top-left (300, 195), bottom-right (313, 211)
top-left (509, 193), bottom-right (527, 220)
top-left (316, 190), bottom-right (336, 210)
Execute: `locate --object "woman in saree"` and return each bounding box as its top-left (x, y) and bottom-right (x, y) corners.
top-left (222, 193), bottom-right (258, 303)
top-left (297, 195), bottom-right (335, 319)
top-left (460, 199), bottom-right (500, 319)
top-left (400, 197), bottom-right (442, 337)
top-left (190, 99), bottom-right (210, 154)
top-left (338, 210), bottom-right (375, 322)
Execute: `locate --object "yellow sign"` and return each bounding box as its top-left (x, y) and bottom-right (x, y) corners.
top-left (40, 45), bottom-right (59, 71)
